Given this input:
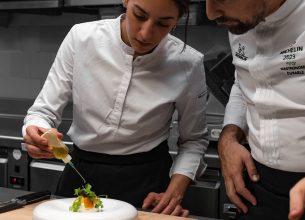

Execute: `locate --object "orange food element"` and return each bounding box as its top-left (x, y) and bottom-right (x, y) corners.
top-left (82, 197), bottom-right (94, 209)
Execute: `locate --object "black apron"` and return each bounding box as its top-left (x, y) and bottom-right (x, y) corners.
top-left (55, 140), bottom-right (172, 208)
top-left (237, 159), bottom-right (305, 220)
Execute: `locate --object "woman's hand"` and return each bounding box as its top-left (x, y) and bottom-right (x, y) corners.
top-left (23, 125), bottom-right (62, 159)
top-left (289, 177), bottom-right (305, 220)
top-left (142, 174), bottom-right (190, 217)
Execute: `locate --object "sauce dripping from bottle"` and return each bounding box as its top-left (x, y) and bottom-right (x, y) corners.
top-left (42, 130), bottom-right (86, 184)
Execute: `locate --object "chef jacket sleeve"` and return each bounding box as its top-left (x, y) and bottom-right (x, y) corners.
top-left (22, 26), bottom-right (76, 137)
top-left (223, 71), bottom-right (248, 133)
top-left (222, 33), bottom-right (248, 133)
top-left (170, 54), bottom-right (209, 181)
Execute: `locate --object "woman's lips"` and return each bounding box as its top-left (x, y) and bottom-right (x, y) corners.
top-left (136, 39), bottom-right (152, 47)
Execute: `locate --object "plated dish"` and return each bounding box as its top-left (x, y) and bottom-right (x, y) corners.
top-left (32, 197), bottom-right (138, 220)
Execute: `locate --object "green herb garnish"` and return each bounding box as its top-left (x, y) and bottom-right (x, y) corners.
top-left (69, 196), bottom-right (82, 212)
top-left (69, 183), bottom-right (103, 212)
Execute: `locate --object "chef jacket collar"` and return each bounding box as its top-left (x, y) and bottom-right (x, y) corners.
top-left (264, 0), bottom-right (302, 23)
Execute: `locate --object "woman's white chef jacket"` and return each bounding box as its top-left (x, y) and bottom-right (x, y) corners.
top-left (23, 15), bottom-right (209, 180)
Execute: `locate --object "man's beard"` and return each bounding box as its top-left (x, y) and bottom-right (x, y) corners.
top-left (215, 9), bottom-right (266, 35)
top-left (216, 19), bottom-right (257, 34)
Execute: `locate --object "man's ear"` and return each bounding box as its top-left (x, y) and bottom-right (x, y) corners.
top-left (122, 0), bottom-right (128, 8)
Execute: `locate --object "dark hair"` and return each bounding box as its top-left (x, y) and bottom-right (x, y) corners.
top-left (174, 0), bottom-right (190, 18)
top-left (173, 0), bottom-right (190, 51)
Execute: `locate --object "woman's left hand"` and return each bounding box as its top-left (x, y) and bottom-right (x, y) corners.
top-left (142, 174), bottom-right (191, 217)
top-left (289, 177), bottom-right (305, 220)
top-left (142, 192), bottom-right (189, 217)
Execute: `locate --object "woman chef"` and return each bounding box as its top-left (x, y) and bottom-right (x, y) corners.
top-left (22, 0), bottom-right (208, 217)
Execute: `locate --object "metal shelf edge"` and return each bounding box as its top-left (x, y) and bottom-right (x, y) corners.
top-left (64, 0), bottom-right (122, 6)
top-left (0, 1), bottom-right (60, 10)
top-left (64, 0), bottom-right (205, 6)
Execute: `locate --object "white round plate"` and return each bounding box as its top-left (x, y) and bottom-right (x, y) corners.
top-left (32, 198), bottom-right (138, 220)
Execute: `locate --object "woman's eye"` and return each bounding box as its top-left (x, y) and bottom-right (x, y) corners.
top-left (158, 22), bottom-right (170, 28)
top-left (134, 13), bottom-right (146, 21)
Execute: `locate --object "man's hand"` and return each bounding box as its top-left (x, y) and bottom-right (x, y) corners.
top-left (218, 125), bottom-right (259, 213)
top-left (23, 125), bottom-right (63, 159)
top-left (142, 174), bottom-right (190, 217)
top-left (289, 177), bottom-right (305, 220)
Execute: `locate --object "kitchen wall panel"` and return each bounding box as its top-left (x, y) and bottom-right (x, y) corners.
top-left (10, 52), bottom-right (31, 78)
top-left (0, 52), bottom-right (10, 77)
top-left (0, 77), bottom-right (41, 99)
top-left (0, 28), bottom-right (20, 50)
top-left (0, 12), bottom-right (98, 100)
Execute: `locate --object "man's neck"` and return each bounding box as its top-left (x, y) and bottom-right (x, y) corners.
top-left (268, 0), bottom-right (286, 16)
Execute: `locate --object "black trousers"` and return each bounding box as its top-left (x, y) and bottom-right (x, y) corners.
top-left (237, 160), bottom-right (305, 220)
top-left (55, 140), bottom-right (172, 208)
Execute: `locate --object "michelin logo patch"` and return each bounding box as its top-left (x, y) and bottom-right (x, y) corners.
top-left (235, 43), bottom-right (248, 61)
top-left (280, 45), bottom-right (305, 76)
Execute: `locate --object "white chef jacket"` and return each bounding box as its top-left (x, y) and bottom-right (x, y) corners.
top-left (224, 0), bottom-right (305, 172)
top-left (23, 15), bottom-right (208, 180)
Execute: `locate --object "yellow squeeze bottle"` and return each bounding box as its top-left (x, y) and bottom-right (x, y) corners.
top-left (42, 130), bottom-right (86, 183)
top-left (41, 130), bottom-right (72, 163)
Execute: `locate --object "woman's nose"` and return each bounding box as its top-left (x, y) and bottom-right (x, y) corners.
top-left (205, 0), bottom-right (223, 21)
top-left (139, 21), bottom-right (155, 42)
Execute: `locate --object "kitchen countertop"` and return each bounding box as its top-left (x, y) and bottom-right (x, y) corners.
top-left (0, 187), bottom-right (219, 220)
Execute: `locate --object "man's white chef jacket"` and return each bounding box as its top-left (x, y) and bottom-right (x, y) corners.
top-left (224, 0), bottom-right (305, 172)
